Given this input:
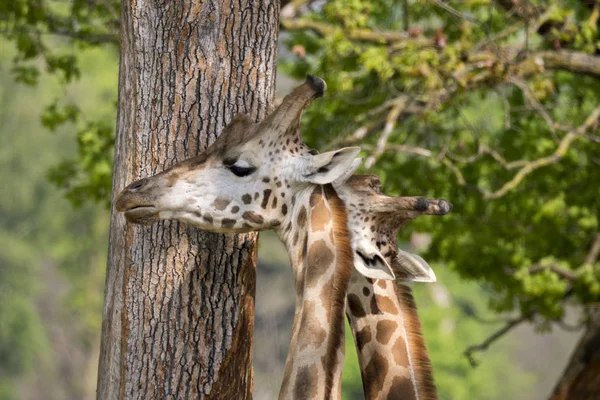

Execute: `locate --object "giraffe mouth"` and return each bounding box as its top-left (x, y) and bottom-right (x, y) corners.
top-left (123, 205), bottom-right (158, 225)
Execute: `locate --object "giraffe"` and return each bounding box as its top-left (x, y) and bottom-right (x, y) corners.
top-left (335, 174), bottom-right (452, 400)
top-left (115, 76), bottom-right (363, 399)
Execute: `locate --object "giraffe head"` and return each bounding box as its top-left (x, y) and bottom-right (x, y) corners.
top-left (116, 76), bottom-right (361, 232)
top-left (336, 174), bottom-right (452, 281)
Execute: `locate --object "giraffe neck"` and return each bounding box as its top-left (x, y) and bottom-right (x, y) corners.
top-left (346, 271), bottom-right (437, 400)
top-left (277, 184), bottom-right (353, 400)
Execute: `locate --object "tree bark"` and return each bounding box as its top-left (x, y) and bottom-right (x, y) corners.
top-left (549, 308), bottom-right (600, 400)
top-left (97, 1), bottom-right (279, 399)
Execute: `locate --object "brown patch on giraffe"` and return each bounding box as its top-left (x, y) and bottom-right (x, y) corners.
top-left (271, 195), bottom-right (278, 208)
top-left (261, 189), bottom-right (272, 209)
top-left (297, 206), bottom-right (307, 228)
top-left (231, 205), bottom-right (239, 214)
top-left (301, 236), bottom-right (308, 262)
top-left (347, 294), bottom-right (367, 318)
top-left (372, 295), bottom-right (398, 315)
top-left (202, 215), bottom-right (213, 224)
top-left (388, 376), bottom-right (417, 400)
top-left (392, 335), bottom-right (410, 367)
top-left (254, 192), bottom-right (259, 200)
top-left (364, 352), bottom-right (389, 399)
top-left (282, 204), bottom-right (288, 215)
top-left (221, 218), bottom-right (236, 229)
top-left (241, 194), bottom-right (251, 204)
top-left (294, 365), bottom-right (319, 400)
top-left (297, 301), bottom-right (327, 350)
top-left (376, 319), bottom-right (398, 345)
top-left (355, 325), bottom-right (372, 352)
top-left (166, 171), bottom-right (180, 187)
top-left (309, 189), bottom-right (329, 232)
top-left (242, 211), bottom-right (264, 225)
top-left (306, 239), bottom-right (334, 287)
top-left (212, 198), bottom-right (231, 211)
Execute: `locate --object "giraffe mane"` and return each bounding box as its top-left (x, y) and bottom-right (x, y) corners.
top-left (397, 283), bottom-right (438, 400)
top-left (321, 184), bottom-right (354, 395)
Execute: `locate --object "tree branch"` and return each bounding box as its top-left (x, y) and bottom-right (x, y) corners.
top-left (280, 18), bottom-right (432, 46)
top-left (483, 105), bottom-right (600, 199)
top-left (584, 233), bottom-right (600, 266)
top-left (464, 313), bottom-right (532, 367)
top-left (532, 51), bottom-right (600, 80)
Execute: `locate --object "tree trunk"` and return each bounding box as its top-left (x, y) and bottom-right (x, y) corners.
top-left (97, 1), bottom-right (279, 399)
top-left (549, 308), bottom-right (600, 400)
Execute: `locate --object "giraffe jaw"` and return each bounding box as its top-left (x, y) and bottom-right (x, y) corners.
top-left (123, 205), bottom-right (159, 225)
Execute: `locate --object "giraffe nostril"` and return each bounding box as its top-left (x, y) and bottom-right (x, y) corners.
top-left (129, 178), bottom-right (147, 191)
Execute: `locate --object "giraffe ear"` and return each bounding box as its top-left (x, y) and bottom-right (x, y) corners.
top-left (394, 249), bottom-right (437, 282)
top-left (302, 147), bottom-right (361, 185)
top-left (332, 157), bottom-right (363, 188)
top-left (353, 241), bottom-right (396, 281)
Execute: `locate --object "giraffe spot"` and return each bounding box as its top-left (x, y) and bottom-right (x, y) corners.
top-left (297, 301), bottom-right (327, 350)
top-left (301, 236), bottom-right (308, 262)
top-left (310, 193), bottom-right (329, 232)
top-left (212, 198), bottom-right (231, 211)
top-left (241, 194), bottom-right (252, 204)
top-left (254, 192), bottom-right (260, 200)
top-left (293, 232), bottom-right (299, 246)
top-left (271, 196), bottom-right (278, 209)
top-left (364, 352), bottom-right (389, 399)
top-left (202, 215), bottom-right (213, 224)
top-left (319, 277), bottom-right (334, 323)
top-left (297, 206), bottom-right (307, 228)
top-left (242, 211), bottom-right (264, 225)
top-left (221, 218), bottom-right (236, 229)
top-left (282, 204), bottom-right (288, 215)
top-left (262, 177), bottom-right (270, 183)
top-left (392, 335), bottom-right (410, 367)
top-left (231, 206), bottom-right (239, 214)
top-left (276, 181), bottom-right (282, 188)
top-left (363, 287), bottom-right (370, 296)
top-left (371, 295), bottom-right (398, 315)
top-left (355, 326), bottom-right (372, 352)
top-left (306, 240), bottom-right (334, 287)
top-left (347, 294), bottom-right (366, 318)
top-left (376, 320), bottom-right (398, 345)
top-left (166, 172), bottom-right (181, 187)
top-left (387, 376), bottom-right (415, 400)
top-left (261, 189), bottom-right (272, 209)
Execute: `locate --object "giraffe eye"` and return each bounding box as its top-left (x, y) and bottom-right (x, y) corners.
top-left (228, 160), bottom-right (256, 177)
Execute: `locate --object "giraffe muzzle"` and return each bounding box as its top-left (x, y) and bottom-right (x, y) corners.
top-left (115, 185), bottom-right (159, 225)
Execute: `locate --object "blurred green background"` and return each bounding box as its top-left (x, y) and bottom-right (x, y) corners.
top-left (2, 0), bottom-right (599, 399)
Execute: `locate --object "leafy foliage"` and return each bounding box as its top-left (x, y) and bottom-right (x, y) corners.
top-left (282, 0), bottom-right (600, 333)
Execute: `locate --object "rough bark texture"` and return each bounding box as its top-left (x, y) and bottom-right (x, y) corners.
top-left (549, 308), bottom-right (600, 400)
top-left (97, 1), bottom-right (278, 399)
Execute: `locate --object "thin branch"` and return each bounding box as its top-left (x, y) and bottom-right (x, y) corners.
top-left (280, 18), bottom-right (432, 46)
top-left (464, 313), bottom-right (532, 367)
top-left (483, 106), bottom-right (600, 199)
top-left (506, 76), bottom-right (563, 135)
top-left (584, 233), bottom-right (600, 266)
top-left (365, 100), bottom-right (407, 168)
top-left (504, 264), bottom-right (579, 281)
